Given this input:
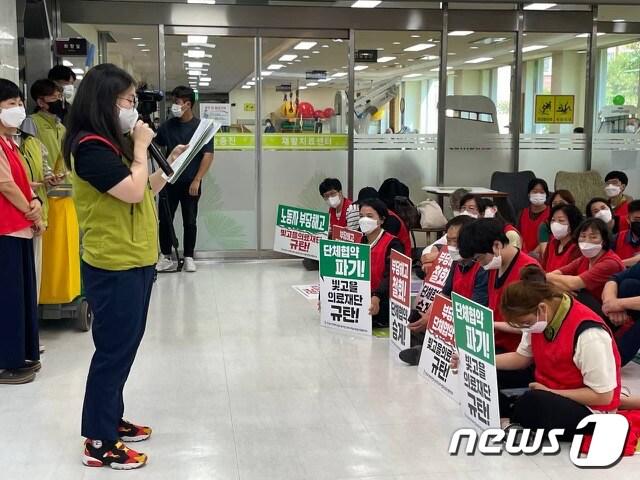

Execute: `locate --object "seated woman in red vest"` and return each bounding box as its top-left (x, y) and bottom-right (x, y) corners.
top-left (605, 170), bottom-right (633, 233)
top-left (359, 198), bottom-right (404, 328)
top-left (612, 199), bottom-right (640, 267)
top-left (540, 204), bottom-right (583, 273)
top-left (535, 189), bottom-right (576, 259)
top-left (518, 178), bottom-right (551, 254)
top-left (483, 198), bottom-right (523, 250)
top-left (473, 266), bottom-right (621, 434)
top-left (586, 197), bottom-right (616, 233)
top-left (458, 218), bottom-right (539, 353)
top-left (547, 218), bottom-right (624, 306)
top-left (319, 177), bottom-right (352, 229)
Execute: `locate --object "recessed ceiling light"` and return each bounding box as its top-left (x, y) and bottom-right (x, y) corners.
top-left (200, 77), bottom-right (212, 81)
top-left (303, 55), bottom-right (310, 59)
top-left (294, 59), bottom-right (302, 63)
top-left (523, 3), bottom-right (556, 10)
top-left (188, 70), bottom-right (202, 76)
top-left (332, 72), bottom-right (348, 77)
top-left (185, 61), bottom-right (205, 68)
top-left (465, 57), bottom-right (494, 64)
top-left (318, 78), bottom-right (331, 82)
top-left (132, 37), bottom-right (142, 40)
top-left (137, 44), bottom-right (146, 47)
top-left (187, 49), bottom-right (206, 58)
top-left (299, 86), bottom-right (308, 90)
top-left (247, 81), bottom-right (255, 86)
top-left (576, 50), bottom-right (587, 54)
top-left (403, 73), bottom-right (421, 78)
top-left (187, 35), bottom-right (208, 44)
top-left (377, 56), bottom-right (396, 63)
top-left (62, 60), bottom-right (73, 67)
top-left (279, 54), bottom-right (298, 61)
top-left (448, 52), bottom-right (456, 56)
top-left (431, 66), bottom-right (453, 71)
top-left (421, 55), bottom-right (439, 61)
top-left (392, 42), bottom-right (401, 45)
top-left (407, 58), bottom-right (415, 62)
top-left (613, 19), bottom-right (625, 23)
top-left (294, 41), bottom-right (317, 50)
top-left (268, 64), bottom-right (284, 70)
top-left (261, 71), bottom-right (273, 76)
top-left (376, 47), bottom-right (384, 51)
top-left (351, 0), bottom-right (381, 7)
top-left (470, 46), bottom-right (479, 50)
top-left (287, 62), bottom-right (293, 65)
top-left (241, 85), bottom-right (251, 89)
top-left (187, 0), bottom-right (216, 3)
top-left (403, 43), bottom-right (435, 52)
top-left (306, 82), bottom-right (318, 86)
top-left (312, 51), bottom-right (320, 54)
top-left (522, 45), bottom-right (547, 53)
top-left (354, 65), bottom-right (368, 71)
top-left (332, 39), bottom-right (343, 43)
top-left (411, 34), bottom-right (421, 38)
top-left (199, 83), bottom-right (210, 87)
top-left (449, 31), bottom-right (474, 36)
top-left (576, 33), bottom-right (605, 38)
top-left (322, 44), bottom-right (329, 48)
top-left (141, 48), bottom-right (150, 53)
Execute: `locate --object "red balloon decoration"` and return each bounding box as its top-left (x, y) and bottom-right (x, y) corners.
top-left (297, 101), bottom-right (315, 118)
top-left (314, 109), bottom-right (325, 119)
top-left (323, 107), bottom-right (336, 118)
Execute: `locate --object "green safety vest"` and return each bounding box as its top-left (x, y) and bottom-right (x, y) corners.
top-left (71, 149), bottom-right (159, 271)
top-left (31, 111), bottom-right (66, 173)
top-left (19, 135), bottom-right (49, 226)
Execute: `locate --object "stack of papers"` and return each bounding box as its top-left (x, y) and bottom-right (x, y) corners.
top-left (162, 118), bottom-right (221, 184)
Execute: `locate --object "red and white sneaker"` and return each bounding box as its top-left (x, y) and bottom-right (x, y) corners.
top-left (82, 439), bottom-right (147, 470)
top-left (118, 419), bottom-right (152, 442)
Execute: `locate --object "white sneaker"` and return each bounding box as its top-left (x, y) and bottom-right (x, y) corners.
top-left (184, 257), bottom-right (197, 273)
top-left (156, 255), bottom-right (176, 272)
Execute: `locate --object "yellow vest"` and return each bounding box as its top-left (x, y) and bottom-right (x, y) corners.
top-left (19, 135), bottom-right (49, 226)
top-left (71, 149), bottom-right (159, 271)
top-left (31, 111), bottom-right (66, 174)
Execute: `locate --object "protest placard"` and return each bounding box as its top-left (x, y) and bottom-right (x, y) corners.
top-left (274, 205), bottom-right (329, 260)
top-left (389, 250), bottom-right (412, 352)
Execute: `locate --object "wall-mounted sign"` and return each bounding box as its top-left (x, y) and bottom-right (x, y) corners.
top-left (355, 49), bottom-right (378, 63)
top-left (306, 70), bottom-right (327, 80)
top-left (200, 103), bottom-right (230, 127)
top-left (243, 102), bottom-right (255, 112)
top-left (276, 84), bottom-right (292, 92)
top-left (54, 38), bottom-right (88, 57)
top-left (535, 95), bottom-right (575, 124)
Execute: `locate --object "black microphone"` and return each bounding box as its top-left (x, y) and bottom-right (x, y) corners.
top-left (148, 142), bottom-right (174, 177)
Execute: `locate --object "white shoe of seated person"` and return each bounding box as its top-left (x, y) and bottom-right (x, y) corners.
top-left (156, 255), bottom-right (176, 272)
top-left (184, 257), bottom-right (197, 273)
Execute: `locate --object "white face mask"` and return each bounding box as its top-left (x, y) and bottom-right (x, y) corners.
top-left (0, 105), bottom-right (26, 128)
top-left (118, 105), bottom-right (138, 134)
top-left (453, 210), bottom-right (461, 217)
top-left (594, 208), bottom-right (613, 224)
top-left (579, 242), bottom-right (603, 259)
top-left (448, 246), bottom-right (461, 262)
top-left (522, 307), bottom-right (548, 334)
top-left (482, 250), bottom-right (502, 271)
top-left (550, 221), bottom-right (569, 240)
top-left (529, 193), bottom-right (547, 206)
top-left (171, 103), bottom-right (184, 118)
top-left (326, 195), bottom-right (341, 209)
top-left (63, 84), bottom-right (75, 103)
top-left (460, 210), bottom-right (479, 219)
top-left (484, 208), bottom-right (497, 219)
top-left (359, 217), bottom-right (379, 234)
top-left (604, 184), bottom-right (622, 198)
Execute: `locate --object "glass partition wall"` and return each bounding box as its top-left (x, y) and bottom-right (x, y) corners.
top-left (60, 2), bottom-right (640, 257)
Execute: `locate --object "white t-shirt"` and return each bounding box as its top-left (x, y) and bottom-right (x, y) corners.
top-left (516, 328), bottom-right (617, 396)
top-left (421, 233), bottom-right (447, 256)
top-left (346, 203), bottom-right (360, 231)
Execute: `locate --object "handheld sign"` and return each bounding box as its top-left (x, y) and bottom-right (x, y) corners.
top-left (418, 294), bottom-right (458, 402)
top-left (319, 239), bottom-right (372, 335)
top-left (415, 247), bottom-right (453, 313)
top-left (451, 293), bottom-right (500, 430)
top-left (274, 205), bottom-right (329, 260)
top-left (389, 249), bottom-right (412, 352)
top-left (331, 225), bottom-right (364, 244)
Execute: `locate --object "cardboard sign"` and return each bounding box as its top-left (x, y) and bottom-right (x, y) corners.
top-left (418, 294), bottom-right (458, 402)
top-left (331, 225), bottom-right (364, 244)
top-left (292, 284), bottom-right (320, 302)
top-left (452, 293), bottom-right (500, 430)
top-left (415, 247), bottom-right (453, 313)
top-left (389, 250), bottom-right (412, 352)
top-left (274, 205), bottom-right (329, 260)
top-left (319, 239), bottom-right (372, 335)
top-left (535, 95), bottom-right (575, 124)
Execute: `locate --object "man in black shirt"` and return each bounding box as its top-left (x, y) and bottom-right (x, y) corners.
top-left (155, 86), bottom-right (214, 272)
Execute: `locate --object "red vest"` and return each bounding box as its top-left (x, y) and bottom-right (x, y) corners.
top-left (615, 230), bottom-right (640, 260)
top-left (613, 200), bottom-right (630, 233)
top-left (0, 137), bottom-right (33, 235)
top-left (388, 209), bottom-right (412, 256)
top-left (568, 250), bottom-right (624, 300)
top-left (488, 250), bottom-right (540, 352)
top-left (452, 262), bottom-right (482, 299)
top-left (329, 197), bottom-right (352, 228)
top-left (370, 231), bottom-right (396, 293)
top-left (542, 237), bottom-right (580, 273)
top-left (519, 206), bottom-right (550, 253)
top-left (532, 298), bottom-right (621, 412)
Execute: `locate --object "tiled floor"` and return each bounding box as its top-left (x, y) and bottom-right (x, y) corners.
top-left (3, 259), bottom-right (640, 479)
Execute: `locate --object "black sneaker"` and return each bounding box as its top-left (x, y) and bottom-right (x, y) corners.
top-left (17, 360), bottom-right (41, 373)
top-left (0, 369), bottom-right (36, 385)
top-left (399, 345), bottom-right (422, 366)
top-left (82, 439), bottom-right (148, 470)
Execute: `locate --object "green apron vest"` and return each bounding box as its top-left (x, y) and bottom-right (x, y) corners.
top-left (19, 135), bottom-right (49, 226)
top-left (31, 111), bottom-right (66, 174)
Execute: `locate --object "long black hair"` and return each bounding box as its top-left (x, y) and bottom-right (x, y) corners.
top-left (63, 63), bottom-right (136, 168)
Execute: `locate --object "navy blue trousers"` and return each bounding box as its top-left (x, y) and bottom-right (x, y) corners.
top-left (0, 235), bottom-right (39, 369)
top-left (616, 278), bottom-right (640, 366)
top-left (81, 262), bottom-right (155, 441)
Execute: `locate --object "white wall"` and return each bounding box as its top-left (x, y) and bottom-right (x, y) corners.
top-left (0, 1), bottom-right (19, 84)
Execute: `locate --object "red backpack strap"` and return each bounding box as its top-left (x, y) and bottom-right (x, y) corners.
top-left (78, 134), bottom-right (121, 155)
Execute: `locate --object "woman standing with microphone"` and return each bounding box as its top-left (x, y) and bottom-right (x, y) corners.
top-left (62, 64), bottom-right (186, 470)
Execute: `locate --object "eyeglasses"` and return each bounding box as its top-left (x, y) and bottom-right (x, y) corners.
top-left (118, 96), bottom-right (138, 108)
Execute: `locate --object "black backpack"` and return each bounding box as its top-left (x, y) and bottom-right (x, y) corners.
top-left (392, 196), bottom-right (421, 230)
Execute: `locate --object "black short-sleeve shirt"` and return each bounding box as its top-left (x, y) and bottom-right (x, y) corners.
top-left (74, 141), bottom-right (130, 193)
